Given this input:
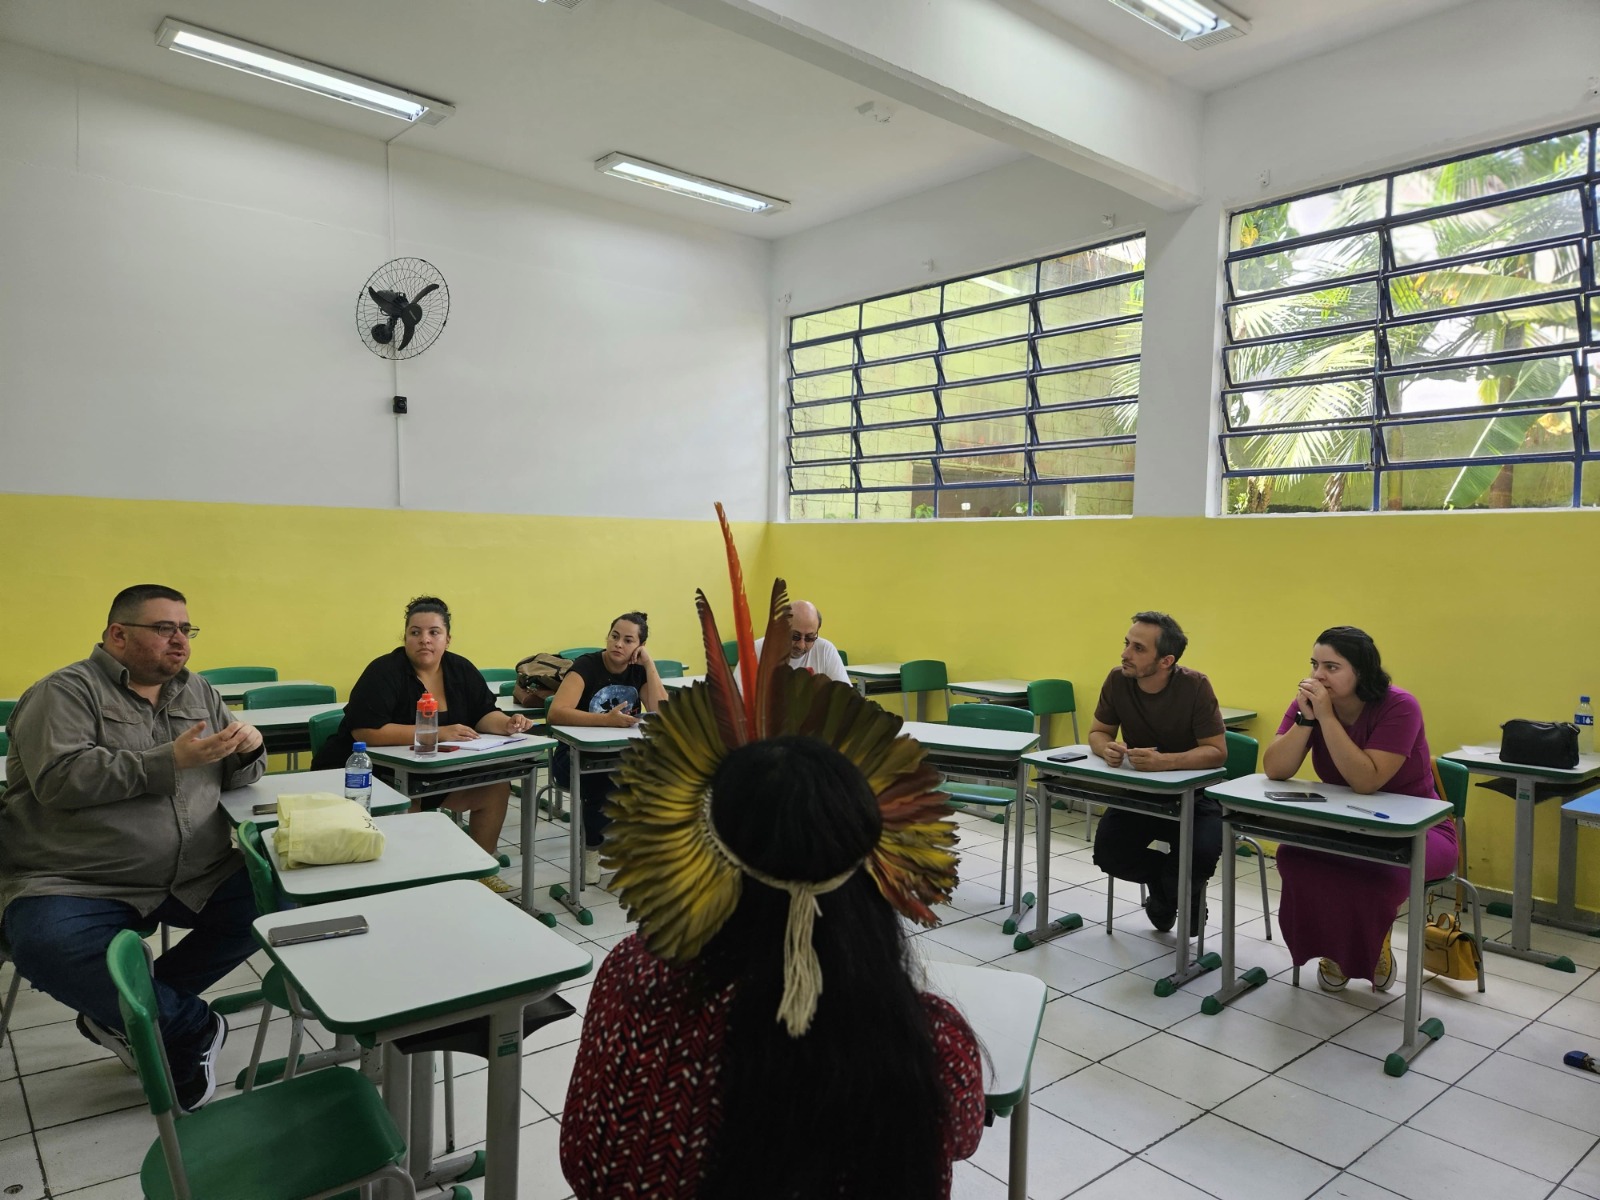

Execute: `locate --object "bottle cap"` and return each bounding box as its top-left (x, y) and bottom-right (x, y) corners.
top-left (353, 741), bottom-right (366, 752)
top-left (418, 692), bottom-right (439, 715)
top-left (1583, 696), bottom-right (1592, 704)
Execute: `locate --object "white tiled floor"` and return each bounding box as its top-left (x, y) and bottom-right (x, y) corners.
top-left (3, 802), bottom-right (1599, 1200)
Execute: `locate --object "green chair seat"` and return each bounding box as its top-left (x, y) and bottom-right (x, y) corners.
top-left (198, 667), bottom-right (278, 685)
top-left (243, 684), bottom-right (338, 711)
top-left (138, 1064), bottom-right (406, 1200)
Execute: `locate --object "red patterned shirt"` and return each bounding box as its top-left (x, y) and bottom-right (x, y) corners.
top-left (560, 933), bottom-right (986, 1198)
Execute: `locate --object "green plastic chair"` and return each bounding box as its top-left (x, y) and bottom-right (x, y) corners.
top-left (242, 684), bottom-right (337, 711)
top-left (496, 680), bottom-right (517, 696)
top-left (654, 660), bottom-right (685, 679)
top-left (557, 647), bottom-right (601, 661)
top-left (307, 710), bottom-right (343, 758)
top-left (938, 703), bottom-right (1036, 906)
top-left (721, 640), bottom-right (739, 667)
top-left (837, 650), bottom-right (849, 666)
top-left (0, 699), bottom-right (15, 727)
top-left (107, 928), bottom-right (415, 1200)
top-left (898, 660), bottom-right (950, 722)
top-left (0, 730), bottom-right (8, 756)
top-left (198, 667), bottom-right (278, 685)
top-left (480, 668), bottom-right (517, 684)
top-left (235, 822), bottom-right (308, 1091)
top-left (1026, 679), bottom-right (1079, 746)
top-left (1427, 757), bottom-right (1486, 992)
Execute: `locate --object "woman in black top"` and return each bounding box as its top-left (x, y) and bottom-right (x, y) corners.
top-left (313, 597), bottom-right (534, 887)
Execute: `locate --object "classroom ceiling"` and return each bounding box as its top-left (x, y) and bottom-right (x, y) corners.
top-left (0, 0), bottom-right (1471, 238)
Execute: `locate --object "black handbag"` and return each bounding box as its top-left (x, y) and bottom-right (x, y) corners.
top-left (1500, 720), bottom-right (1579, 768)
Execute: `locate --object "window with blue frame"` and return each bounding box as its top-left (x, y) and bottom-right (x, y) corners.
top-left (1221, 125), bottom-right (1600, 513)
top-left (785, 236), bottom-right (1146, 520)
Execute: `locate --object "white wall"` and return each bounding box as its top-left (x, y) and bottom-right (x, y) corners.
top-left (0, 40), bottom-right (771, 521)
top-left (770, 0), bottom-right (1600, 518)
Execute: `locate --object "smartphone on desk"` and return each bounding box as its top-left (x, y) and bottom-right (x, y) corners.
top-left (1264, 790), bottom-right (1327, 802)
top-left (1047, 751), bottom-right (1088, 763)
top-left (251, 802), bottom-right (278, 816)
top-left (267, 915), bottom-right (369, 947)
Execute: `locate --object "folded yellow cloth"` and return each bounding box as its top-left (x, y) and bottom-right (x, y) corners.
top-left (272, 792), bottom-right (386, 869)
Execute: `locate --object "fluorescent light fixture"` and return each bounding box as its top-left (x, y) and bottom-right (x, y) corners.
top-left (1107, 0), bottom-right (1250, 43)
top-left (594, 152), bottom-right (789, 214)
top-left (155, 19), bottom-right (453, 125)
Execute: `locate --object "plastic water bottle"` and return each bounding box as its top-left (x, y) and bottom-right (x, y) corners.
top-left (1578, 696), bottom-right (1595, 756)
top-left (414, 692), bottom-right (439, 756)
top-left (344, 741), bottom-right (373, 811)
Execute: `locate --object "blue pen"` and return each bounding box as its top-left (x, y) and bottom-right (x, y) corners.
top-left (1348, 805), bottom-right (1390, 819)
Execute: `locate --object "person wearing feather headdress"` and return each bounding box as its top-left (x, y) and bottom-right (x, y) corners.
top-left (559, 506), bottom-right (986, 1199)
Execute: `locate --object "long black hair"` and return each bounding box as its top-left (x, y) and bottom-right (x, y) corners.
top-left (1314, 625), bottom-right (1391, 703)
top-left (695, 736), bottom-right (948, 1200)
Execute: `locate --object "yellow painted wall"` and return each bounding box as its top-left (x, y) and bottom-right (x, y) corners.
top-left (765, 510), bottom-right (1600, 911)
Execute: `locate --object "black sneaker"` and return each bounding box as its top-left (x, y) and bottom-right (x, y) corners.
top-left (174, 1011), bottom-right (227, 1114)
top-left (76, 1013), bottom-right (137, 1073)
top-left (1143, 891), bottom-right (1177, 933)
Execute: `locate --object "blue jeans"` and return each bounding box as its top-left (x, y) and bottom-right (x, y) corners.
top-left (3, 866), bottom-right (257, 1069)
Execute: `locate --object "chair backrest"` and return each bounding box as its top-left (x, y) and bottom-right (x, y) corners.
top-left (0, 699), bottom-right (16, 726)
top-left (721, 640), bottom-right (739, 667)
top-left (899, 659), bottom-right (948, 693)
top-left (479, 668), bottom-right (517, 684)
top-left (237, 822), bottom-right (281, 916)
top-left (1026, 679), bottom-right (1075, 717)
top-left (0, 730), bottom-right (8, 756)
top-left (243, 683), bottom-right (338, 710)
top-left (1435, 757), bottom-right (1469, 822)
top-left (307, 710), bottom-right (344, 756)
top-left (108, 930), bottom-right (179, 1117)
top-left (557, 647), bottom-right (601, 661)
top-left (948, 702), bottom-right (1036, 733)
top-left (837, 649), bottom-right (849, 666)
top-left (198, 667), bottom-right (278, 685)
top-left (1224, 730), bottom-right (1259, 780)
top-left (654, 659), bottom-right (685, 679)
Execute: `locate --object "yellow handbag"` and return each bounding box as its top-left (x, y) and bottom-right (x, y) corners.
top-left (1422, 910), bottom-right (1481, 981)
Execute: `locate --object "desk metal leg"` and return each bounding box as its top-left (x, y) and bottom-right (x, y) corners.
top-left (1383, 829), bottom-right (1445, 1077)
top-left (1202, 816), bottom-right (1269, 1015)
top-left (482, 1003), bottom-right (524, 1200)
top-left (381, 1041), bottom-right (412, 1200)
top-left (1553, 812), bottom-right (1600, 935)
top-left (1483, 777), bottom-right (1576, 971)
top-left (1007, 1076), bottom-right (1030, 1200)
top-left (1153, 789), bottom-right (1220, 997)
top-left (1001, 761), bottom-right (1036, 937)
top-left (516, 760), bottom-right (557, 927)
top-left (1013, 779), bottom-right (1082, 952)
top-left (550, 748), bottom-right (593, 925)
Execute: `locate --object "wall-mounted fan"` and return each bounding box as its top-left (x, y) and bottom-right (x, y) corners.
top-left (356, 258), bottom-right (449, 360)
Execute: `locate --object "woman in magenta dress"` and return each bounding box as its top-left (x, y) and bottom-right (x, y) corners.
top-left (1263, 626), bottom-right (1456, 992)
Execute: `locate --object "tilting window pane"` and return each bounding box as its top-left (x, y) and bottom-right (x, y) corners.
top-left (860, 392), bottom-right (936, 425)
top-left (1229, 233), bottom-right (1380, 297)
top-left (789, 433), bottom-right (852, 463)
top-left (1225, 329), bottom-right (1376, 387)
top-left (791, 339), bottom-right (856, 374)
top-left (1033, 444), bottom-right (1134, 479)
top-left (1033, 480), bottom-right (1134, 516)
top-left (860, 357), bottom-right (938, 394)
top-left (1393, 131), bottom-right (1589, 215)
top-left (1228, 281), bottom-right (1378, 340)
top-left (1224, 472), bottom-right (1373, 514)
top-left (1035, 402), bottom-right (1138, 443)
top-left (941, 341), bottom-right (1030, 382)
top-left (1381, 463), bottom-right (1573, 510)
top-left (939, 452), bottom-right (1025, 484)
top-left (1383, 409), bottom-right (1575, 466)
top-left (858, 458), bottom-right (934, 489)
top-left (790, 493), bottom-right (855, 520)
top-left (1230, 180), bottom-right (1386, 252)
top-left (941, 379), bottom-right (1028, 418)
top-left (1386, 356), bottom-right (1576, 415)
top-left (1388, 245), bottom-right (1581, 318)
top-left (943, 302), bottom-right (1031, 348)
top-left (1391, 190), bottom-right (1584, 267)
top-left (1041, 238), bottom-right (1146, 289)
top-left (1037, 322), bottom-right (1142, 370)
top-left (1581, 465), bottom-right (1599, 507)
top-left (944, 265), bottom-right (1037, 313)
top-left (791, 368), bottom-right (853, 403)
top-left (1224, 380), bottom-right (1375, 429)
top-left (791, 305), bottom-right (857, 344)
top-left (790, 464), bottom-right (852, 491)
top-left (941, 414), bottom-right (1027, 452)
top-left (1222, 428), bottom-right (1372, 471)
top-left (860, 322), bottom-right (939, 362)
top-left (1585, 405), bottom-right (1600, 455)
top-left (1386, 300), bottom-right (1580, 366)
top-left (1039, 281), bottom-right (1143, 332)
top-left (937, 485), bottom-right (1030, 518)
top-left (862, 288), bottom-right (939, 329)
top-left (859, 425), bottom-right (937, 458)
top-left (791, 400), bottom-right (854, 433)
top-left (1036, 363), bottom-right (1139, 406)
top-left (859, 492), bottom-right (920, 520)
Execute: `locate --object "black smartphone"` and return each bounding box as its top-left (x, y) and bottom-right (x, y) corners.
top-left (251, 802), bottom-right (278, 816)
top-left (267, 915), bottom-right (370, 947)
top-left (1047, 751), bottom-right (1089, 763)
top-left (1264, 790), bottom-right (1327, 802)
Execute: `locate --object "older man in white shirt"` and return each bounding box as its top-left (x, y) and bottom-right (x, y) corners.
top-left (748, 599), bottom-right (849, 684)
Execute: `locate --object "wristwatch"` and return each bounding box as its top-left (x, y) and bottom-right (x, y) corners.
top-left (1294, 710), bottom-right (1317, 728)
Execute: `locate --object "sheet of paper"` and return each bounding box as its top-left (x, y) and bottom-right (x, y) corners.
top-left (439, 733), bottom-right (529, 751)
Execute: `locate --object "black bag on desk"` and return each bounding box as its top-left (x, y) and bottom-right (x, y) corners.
top-left (1499, 720), bottom-right (1579, 769)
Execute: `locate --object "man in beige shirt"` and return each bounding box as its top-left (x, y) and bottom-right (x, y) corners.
top-left (0, 585), bottom-right (265, 1112)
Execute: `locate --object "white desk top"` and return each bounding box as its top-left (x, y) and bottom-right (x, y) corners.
top-left (950, 679), bottom-right (1030, 697)
top-left (1023, 745), bottom-right (1226, 791)
top-left (1220, 707), bottom-right (1256, 725)
top-left (1441, 746), bottom-right (1600, 782)
top-left (549, 724), bottom-right (646, 751)
top-left (267, 811), bottom-right (497, 901)
top-left (902, 720), bottom-right (1039, 758)
top-left (1565, 791), bottom-right (1600, 821)
top-left (213, 678), bottom-right (326, 702)
top-left (1206, 773), bottom-right (1452, 835)
top-left (367, 736), bottom-right (555, 773)
top-left (253, 879), bottom-right (593, 1032)
top-left (661, 674), bottom-right (705, 691)
top-left (846, 662), bottom-right (905, 678)
top-left (222, 770), bottom-right (409, 826)
top-left (243, 702), bottom-right (344, 730)
top-left (922, 960), bottom-right (1046, 1112)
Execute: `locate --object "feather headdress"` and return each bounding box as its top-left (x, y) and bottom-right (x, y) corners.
top-left (603, 503), bottom-right (960, 1034)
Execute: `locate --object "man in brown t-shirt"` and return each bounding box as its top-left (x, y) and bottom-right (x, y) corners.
top-left (1088, 611), bottom-right (1227, 933)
